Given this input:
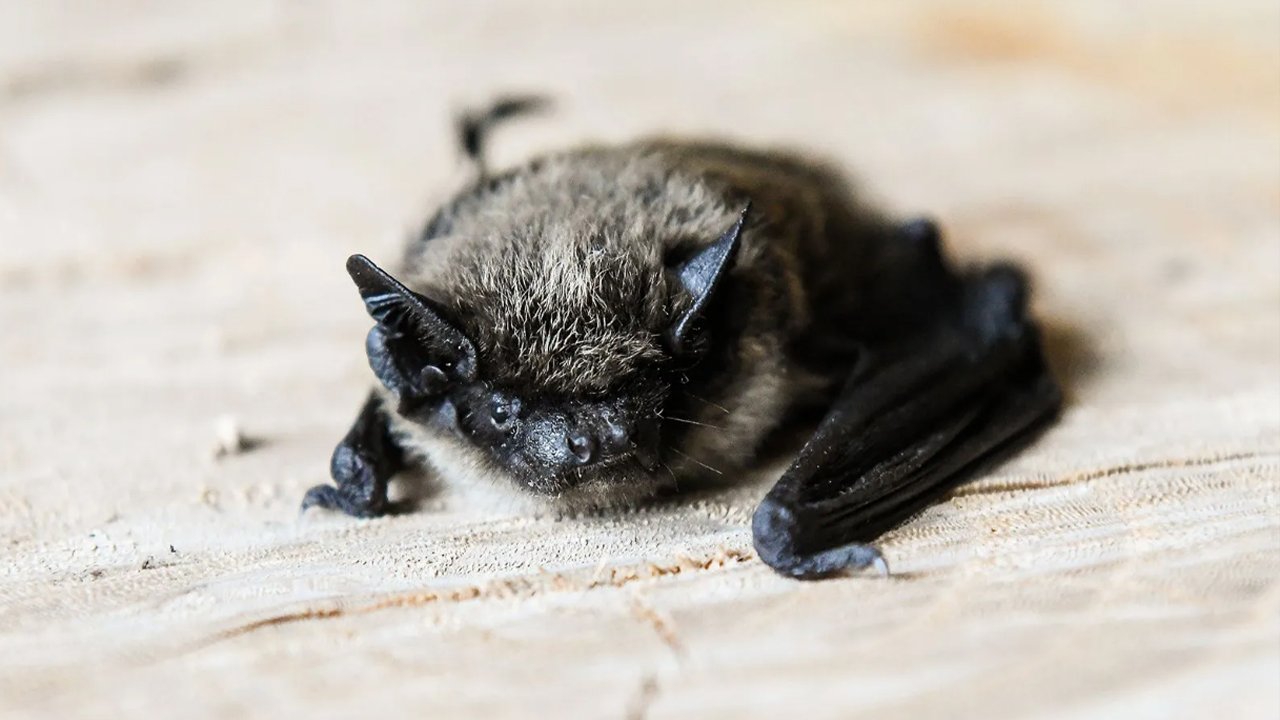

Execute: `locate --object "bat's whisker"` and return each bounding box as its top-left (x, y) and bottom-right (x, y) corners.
top-left (668, 447), bottom-right (723, 476)
top-left (661, 415), bottom-right (725, 431)
top-left (682, 391), bottom-right (730, 415)
top-left (659, 461), bottom-right (678, 491)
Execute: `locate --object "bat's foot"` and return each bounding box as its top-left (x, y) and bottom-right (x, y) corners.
top-left (752, 498), bottom-right (890, 579)
top-left (300, 392), bottom-right (403, 519)
top-left (300, 438), bottom-right (392, 519)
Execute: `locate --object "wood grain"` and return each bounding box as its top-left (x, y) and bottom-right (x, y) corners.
top-left (1, 2), bottom-right (1277, 718)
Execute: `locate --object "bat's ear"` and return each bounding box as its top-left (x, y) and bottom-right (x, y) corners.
top-left (345, 254), bottom-right (477, 381)
top-left (665, 202), bottom-right (751, 357)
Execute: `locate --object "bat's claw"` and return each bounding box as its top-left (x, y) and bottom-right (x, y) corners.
top-left (300, 484), bottom-right (339, 515)
top-left (872, 553), bottom-right (891, 577)
top-left (299, 480), bottom-right (383, 518)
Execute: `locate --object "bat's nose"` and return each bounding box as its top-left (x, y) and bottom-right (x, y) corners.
top-left (516, 408), bottom-right (657, 485)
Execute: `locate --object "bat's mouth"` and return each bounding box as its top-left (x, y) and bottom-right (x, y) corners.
top-left (510, 450), bottom-right (663, 496)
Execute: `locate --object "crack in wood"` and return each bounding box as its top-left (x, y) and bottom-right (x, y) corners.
top-left (950, 450), bottom-right (1277, 498)
top-left (182, 547), bottom-right (753, 655)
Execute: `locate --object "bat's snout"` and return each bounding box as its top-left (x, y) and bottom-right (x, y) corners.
top-left (501, 405), bottom-right (661, 492)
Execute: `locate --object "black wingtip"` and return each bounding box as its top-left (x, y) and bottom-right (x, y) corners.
top-left (458, 94), bottom-right (552, 165)
top-left (485, 94), bottom-right (552, 122)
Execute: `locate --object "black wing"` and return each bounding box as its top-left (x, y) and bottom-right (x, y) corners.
top-left (752, 261), bottom-right (1061, 579)
top-left (456, 95), bottom-right (549, 175)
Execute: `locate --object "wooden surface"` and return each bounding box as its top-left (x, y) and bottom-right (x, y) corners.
top-left (1, 2), bottom-right (1278, 718)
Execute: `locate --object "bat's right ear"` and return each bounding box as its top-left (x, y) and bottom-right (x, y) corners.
top-left (345, 254), bottom-right (477, 381)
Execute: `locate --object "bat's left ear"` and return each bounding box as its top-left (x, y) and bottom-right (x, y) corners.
top-left (665, 202), bottom-right (750, 356)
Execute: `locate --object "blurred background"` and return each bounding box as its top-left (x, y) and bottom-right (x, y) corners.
top-left (1, 2), bottom-right (1277, 718)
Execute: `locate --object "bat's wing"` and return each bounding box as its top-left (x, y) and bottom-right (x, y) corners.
top-left (752, 264), bottom-right (1061, 578)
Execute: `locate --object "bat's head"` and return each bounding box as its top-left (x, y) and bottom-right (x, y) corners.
top-left (346, 204), bottom-right (750, 499)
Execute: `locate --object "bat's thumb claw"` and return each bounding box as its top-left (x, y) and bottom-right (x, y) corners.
top-left (872, 554), bottom-right (891, 578)
top-left (299, 484), bottom-right (338, 516)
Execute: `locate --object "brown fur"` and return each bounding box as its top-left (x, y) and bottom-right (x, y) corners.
top-left (386, 140), bottom-right (900, 505)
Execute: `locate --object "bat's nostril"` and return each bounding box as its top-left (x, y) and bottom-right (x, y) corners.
top-left (600, 421), bottom-right (630, 455)
top-left (568, 431), bottom-right (596, 464)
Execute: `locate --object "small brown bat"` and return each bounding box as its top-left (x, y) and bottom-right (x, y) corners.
top-left (302, 99), bottom-right (1061, 578)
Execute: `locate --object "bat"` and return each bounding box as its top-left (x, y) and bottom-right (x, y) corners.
top-left (301, 99), bottom-right (1061, 579)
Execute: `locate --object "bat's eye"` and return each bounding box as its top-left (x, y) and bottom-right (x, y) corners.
top-left (489, 397), bottom-right (520, 430)
top-left (418, 365), bottom-right (448, 395)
